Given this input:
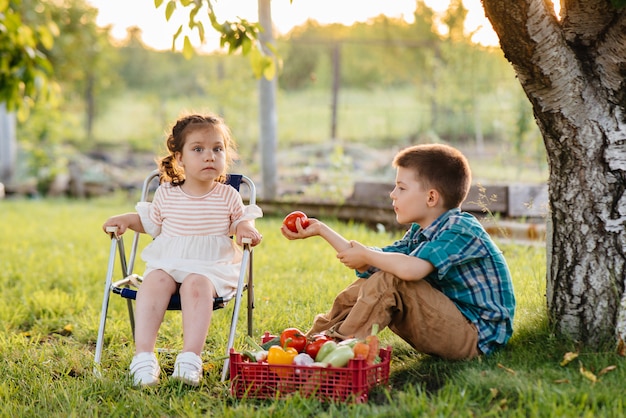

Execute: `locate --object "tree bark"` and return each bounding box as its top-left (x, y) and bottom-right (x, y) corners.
top-left (482, 0), bottom-right (626, 347)
top-left (0, 104), bottom-right (17, 184)
top-left (258, 0), bottom-right (278, 200)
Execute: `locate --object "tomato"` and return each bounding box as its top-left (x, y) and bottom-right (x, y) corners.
top-left (283, 211), bottom-right (309, 233)
top-left (304, 334), bottom-right (332, 359)
top-left (280, 327), bottom-right (308, 353)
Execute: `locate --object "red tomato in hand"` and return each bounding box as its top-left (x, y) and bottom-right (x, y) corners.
top-left (280, 327), bottom-right (308, 353)
top-left (304, 334), bottom-right (333, 359)
top-left (283, 211), bottom-right (309, 233)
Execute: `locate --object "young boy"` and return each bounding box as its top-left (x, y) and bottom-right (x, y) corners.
top-left (281, 144), bottom-right (515, 359)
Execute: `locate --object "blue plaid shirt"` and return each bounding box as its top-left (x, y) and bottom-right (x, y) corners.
top-left (357, 208), bottom-right (515, 355)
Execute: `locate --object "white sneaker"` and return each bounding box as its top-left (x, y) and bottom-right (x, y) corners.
top-left (171, 352), bottom-right (203, 386)
top-left (129, 352), bottom-right (160, 387)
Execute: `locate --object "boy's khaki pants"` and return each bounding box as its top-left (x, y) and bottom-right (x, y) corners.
top-left (307, 271), bottom-right (479, 360)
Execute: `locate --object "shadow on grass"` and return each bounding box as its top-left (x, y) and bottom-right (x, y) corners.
top-left (378, 317), bottom-right (576, 401)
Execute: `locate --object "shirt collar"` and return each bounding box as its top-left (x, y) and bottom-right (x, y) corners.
top-left (414, 208), bottom-right (461, 241)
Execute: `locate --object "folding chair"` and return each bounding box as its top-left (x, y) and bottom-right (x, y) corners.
top-left (93, 169), bottom-right (256, 382)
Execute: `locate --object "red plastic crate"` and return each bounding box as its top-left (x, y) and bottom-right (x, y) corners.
top-left (229, 345), bottom-right (392, 403)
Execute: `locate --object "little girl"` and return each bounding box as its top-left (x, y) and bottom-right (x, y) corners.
top-left (102, 113), bottom-right (263, 387)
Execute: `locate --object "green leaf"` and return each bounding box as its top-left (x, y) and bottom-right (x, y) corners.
top-left (197, 21), bottom-right (205, 43)
top-left (248, 46), bottom-right (264, 79)
top-left (165, 1), bottom-right (176, 21)
top-left (182, 35), bottom-right (194, 59)
top-left (37, 26), bottom-right (54, 51)
top-left (206, 1), bottom-right (222, 31)
top-left (263, 58), bottom-right (276, 80)
top-left (248, 45), bottom-right (277, 80)
top-left (265, 42), bottom-right (279, 56)
top-left (610, 0), bottom-right (626, 8)
top-left (241, 36), bottom-right (251, 55)
top-left (154, 0), bottom-right (164, 8)
top-left (172, 25), bottom-right (182, 50)
top-left (189, 3), bottom-right (200, 23)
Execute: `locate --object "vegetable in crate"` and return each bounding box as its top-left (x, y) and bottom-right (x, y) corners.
top-left (243, 349), bottom-right (268, 362)
top-left (315, 340), bottom-right (338, 362)
top-left (365, 324), bottom-right (380, 365)
top-left (293, 353), bottom-right (315, 367)
top-left (352, 341), bottom-right (370, 361)
top-left (321, 345), bottom-right (355, 367)
top-left (243, 335), bottom-right (268, 362)
top-left (337, 338), bottom-right (358, 348)
top-left (280, 327), bottom-right (307, 352)
top-left (304, 334), bottom-right (332, 359)
top-left (267, 345), bottom-right (298, 379)
top-left (261, 336), bottom-right (281, 350)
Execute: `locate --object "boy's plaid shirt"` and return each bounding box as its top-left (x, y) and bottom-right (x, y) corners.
top-left (357, 208), bottom-right (516, 355)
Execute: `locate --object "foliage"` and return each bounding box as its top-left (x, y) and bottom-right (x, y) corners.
top-left (18, 0), bottom-right (119, 144)
top-left (278, 21), bottom-right (327, 90)
top-left (10, 0), bottom-right (118, 192)
top-left (154, 0), bottom-right (278, 79)
top-left (272, 2), bottom-right (535, 156)
top-left (42, 0), bottom-right (120, 140)
top-left (0, 198), bottom-right (624, 416)
top-left (5, 1), bottom-right (546, 193)
top-left (0, 0), bottom-right (59, 118)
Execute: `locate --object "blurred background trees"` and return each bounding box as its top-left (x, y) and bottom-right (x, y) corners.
top-left (1, 0), bottom-right (543, 195)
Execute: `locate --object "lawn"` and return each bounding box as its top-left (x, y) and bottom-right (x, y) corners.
top-left (0, 197), bottom-right (623, 417)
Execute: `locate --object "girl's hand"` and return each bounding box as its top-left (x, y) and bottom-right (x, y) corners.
top-left (102, 213), bottom-right (143, 235)
top-left (102, 215), bottom-right (130, 235)
top-left (235, 221), bottom-right (263, 246)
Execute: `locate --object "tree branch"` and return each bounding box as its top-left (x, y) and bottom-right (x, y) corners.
top-left (482, 0), bottom-right (581, 114)
top-left (595, 10), bottom-right (626, 104)
top-left (561, 0), bottom-right (615, 44)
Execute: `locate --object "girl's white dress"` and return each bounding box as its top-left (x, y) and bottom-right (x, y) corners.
top-left (135, 182), bottom-right (262, 298)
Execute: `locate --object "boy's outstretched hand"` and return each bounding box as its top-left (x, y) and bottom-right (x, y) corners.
top-left (280, 217), bottom-right (321, 240)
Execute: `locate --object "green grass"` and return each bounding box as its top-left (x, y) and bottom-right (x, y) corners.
top-left (0, 197), bottom-right (623, 416)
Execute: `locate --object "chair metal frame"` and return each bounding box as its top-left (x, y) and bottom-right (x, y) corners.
top-left (93, 170), bottom-right (256, 382)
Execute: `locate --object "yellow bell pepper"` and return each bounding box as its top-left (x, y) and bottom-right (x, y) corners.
top-left (267, 345), bottom-right (298, 379)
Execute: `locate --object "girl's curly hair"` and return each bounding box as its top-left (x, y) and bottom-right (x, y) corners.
top-left (158, 113), bottom-right (238, 185)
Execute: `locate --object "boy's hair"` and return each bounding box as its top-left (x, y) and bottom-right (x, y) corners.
top-left (393, 144), bottom-right (471, 209)
top-left (158, 113), bottom-right (238, 185)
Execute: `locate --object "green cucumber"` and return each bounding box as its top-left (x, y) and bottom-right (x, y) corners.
top-left (260, 336), bottom-right (281, 350)
top-left (315, 340), bottom-right (338, 362)
top-left (322, 345), bottom-right (355, 367)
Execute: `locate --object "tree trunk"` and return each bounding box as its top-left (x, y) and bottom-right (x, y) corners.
top-left (482, 0), bottom-right (626, 348)
top-left (257, 0), bottom-right (278, 200)
top-left (85, 72), bottom-right (95, 143)
top-left (0, 104), bottom-right (17, 184)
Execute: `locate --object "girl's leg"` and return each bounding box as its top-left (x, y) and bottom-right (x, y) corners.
top-left (129, 269), bottom-right (176, 386)
top-left (178, 273), bottom-right (216, 354)
top-left (134, 269), bottom-right (177, 353)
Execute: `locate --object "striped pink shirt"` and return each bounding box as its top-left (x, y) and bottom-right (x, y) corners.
top-left (149, 182), bottom-right (244, 238)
